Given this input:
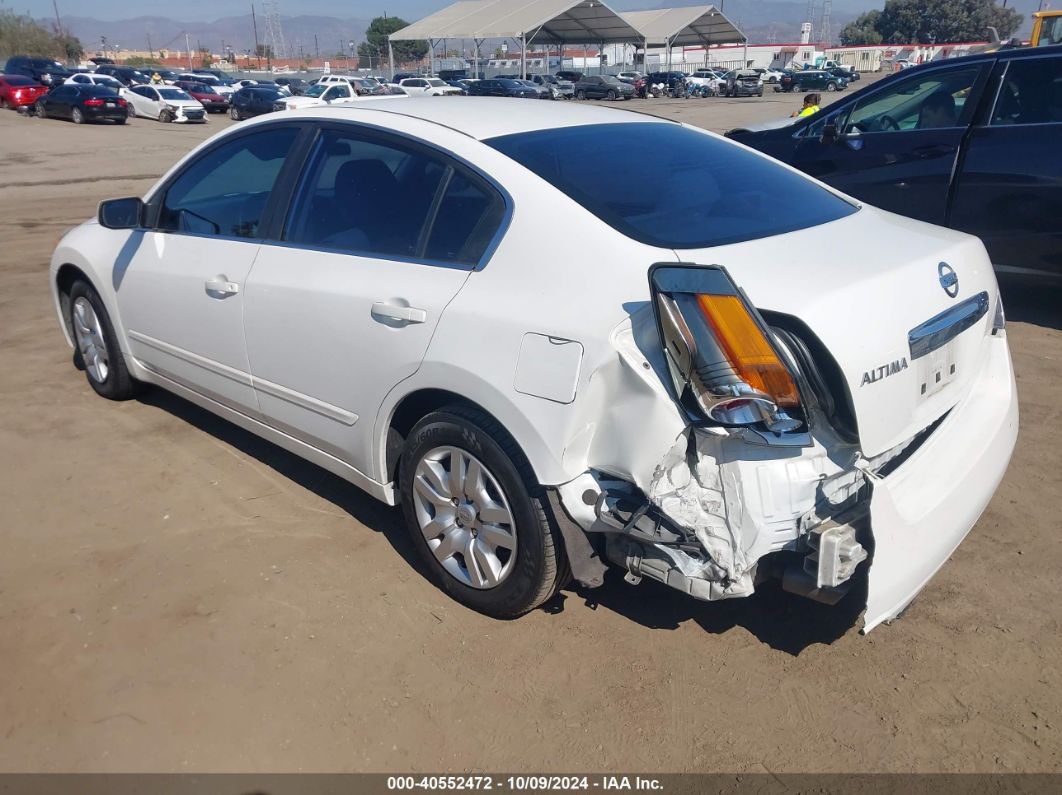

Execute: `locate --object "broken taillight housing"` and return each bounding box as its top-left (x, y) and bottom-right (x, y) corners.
top-left (649, 264), bottom-right (804, 432)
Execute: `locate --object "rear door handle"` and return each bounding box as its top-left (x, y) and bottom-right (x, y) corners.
top-left (912, 144), bottom-right (956, 159)
top-left (371, 301), bottom-right (427, 324)
top-left (205, 275), bottom-right (240, 297)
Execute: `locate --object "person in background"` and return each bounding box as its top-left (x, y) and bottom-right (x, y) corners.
top-left (151, 71), bottom-right (164, 85)
top-left (791, 92), bottom-right (821, 118)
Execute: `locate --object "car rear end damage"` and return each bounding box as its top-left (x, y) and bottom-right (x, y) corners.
top-left (550, 234), bottom-right (1016, 632)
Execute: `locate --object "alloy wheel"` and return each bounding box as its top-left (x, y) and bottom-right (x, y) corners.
top-left (71, 296), bottom-right (109, 383)
top-left (411, 446), bottom-right (517, 590)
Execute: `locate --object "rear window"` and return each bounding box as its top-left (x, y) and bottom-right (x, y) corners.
top-left (486, 122), bottom-right (857, 249)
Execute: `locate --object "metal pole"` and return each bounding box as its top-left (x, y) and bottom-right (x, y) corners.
top-left (521, 34), bottom-right (526, 78)
top-left (388, 39), bottom-right (395, 80)
top-left (742, 38), bottom-right (748, 68)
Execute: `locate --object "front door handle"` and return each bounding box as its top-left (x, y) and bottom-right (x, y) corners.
top-left (205, 275), bottom-right (239, 297)
top-left (912, 143), bottom-right (956, 159)
top-left (371, 301), bottom-right (427, 324)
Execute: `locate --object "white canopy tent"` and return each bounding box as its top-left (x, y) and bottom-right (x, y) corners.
top-left (386, 0), bottom-right (645, 78)
top-left (621, 6), bottom-right (747, 71)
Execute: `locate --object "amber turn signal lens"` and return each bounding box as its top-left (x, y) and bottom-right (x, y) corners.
top-left (696, 294), bottom-right (800, 407)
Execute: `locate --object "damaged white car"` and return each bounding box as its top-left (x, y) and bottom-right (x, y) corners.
top-left (49, 99), bottom-right (1018, 632)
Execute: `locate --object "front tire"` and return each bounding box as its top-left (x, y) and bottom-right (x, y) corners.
top-left (575, 90), bottom-right (586, 100)
top-left (826, 82), bottom-right (837, 92)
top-left (606, 89), bottom-right (616, 101)
top-left (68, 281), bottom-right (137, 400)
top-left (159, 108), bottom-right (173, 123)
top-left (229, 106), bottom-right (241, 120)
top-left (399, 406), bottom-right (565, 618)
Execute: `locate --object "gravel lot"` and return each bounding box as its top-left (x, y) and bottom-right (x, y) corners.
top-left (1, 91), bottom-right (1060, 773)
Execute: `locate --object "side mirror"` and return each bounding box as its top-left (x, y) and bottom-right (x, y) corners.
top-left (98, 197), bottom-right (143, 230)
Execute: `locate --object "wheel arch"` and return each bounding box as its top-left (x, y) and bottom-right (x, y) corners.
top-left (54, 262), bottom-right (95, 346)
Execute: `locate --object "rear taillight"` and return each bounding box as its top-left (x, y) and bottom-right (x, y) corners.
top-left (649, 264), bottom-right (804, 432)
top-left (116, 98), bottom-right (127, 106)
top-left (84, 98), bottom-right (104, 106)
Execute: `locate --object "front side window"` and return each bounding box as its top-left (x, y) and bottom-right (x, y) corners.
top-left (488, 122), bottom-right (857, 249)
top-left (328, 85), bottom-right (351, 99)
top-left (844, 66), bottom-right (983, 132)
top-left (157, 127), bottom-right (298, 238)
top-left (992, 56), bottom-right (1062, 125)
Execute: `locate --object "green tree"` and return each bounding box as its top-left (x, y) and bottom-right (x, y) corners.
top-left (0, 9), bottom-right (84, 62)
top-left (868, 0), bottom-right (1022, 44)
top-left (356, 16), bottom-right (427, 68)
top-left (123, 55), bottom-right (162, 67)
top-left (839, 10), bottom-right (884, 45)
top-left (197, 47), bottom-right (212, 69)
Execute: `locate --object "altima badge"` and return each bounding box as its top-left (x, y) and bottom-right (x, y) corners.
top-left (938, 262), bottom-right (959, 298)
top-left (861, 358), bottom-right (909, 387)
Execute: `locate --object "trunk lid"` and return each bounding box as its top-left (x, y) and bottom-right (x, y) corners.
top-left (673, 205), bottom-right (998, 456)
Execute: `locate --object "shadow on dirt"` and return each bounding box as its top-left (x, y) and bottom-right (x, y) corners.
top-left (138, 388), bottom-right (863, 655)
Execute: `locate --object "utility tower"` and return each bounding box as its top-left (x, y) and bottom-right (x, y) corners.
top-left (263, 0), bottom-right (288, 60)
top-left (819, 0), bottom-right (832, 45)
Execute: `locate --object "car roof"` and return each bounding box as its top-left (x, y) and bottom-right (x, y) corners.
top-left (272, 96), bottom-right (668, 140)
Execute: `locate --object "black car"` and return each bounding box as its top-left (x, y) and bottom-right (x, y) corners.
top-left (723, 69), bottom-right (764, 97)
top-left (466, 79), bottom-right (538, 98)
top-left (573, 75), bottom-right (635, 100)
top-left (555, 70), bottom-right (584, 82)
top-left (229, 86), bottom-right (284, 120)
top-left (274, 77), bottom-right (308, 95)
top-left (3, 55), bottom-right (73, 86)
top-left (828, 66), bottom-right (860, 82)
top-left (727, 45), bottom-right (1062, 282)
top-left (779, 69), bottom-right (847, 93)
top-left (94, 65), bottom-right (153, 87)
top-left (35, 84), bottom-right (127, 124)
top-left (645, 71), bottom-right (688, 92)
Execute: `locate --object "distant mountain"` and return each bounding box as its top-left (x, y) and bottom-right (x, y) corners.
top-left (46, 14), bottom-right (368, 59)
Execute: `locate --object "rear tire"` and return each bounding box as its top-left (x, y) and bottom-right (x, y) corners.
top-left (399, 406), bottom-right (566, 618)
top-left (575, 90), bottom-right (586, 100)
top-left (35, 100), bottom-right (47, 118)
top-left (229, 106), bottom-right (241, 120)
top-left (68, 280), bottom-right (138, 401)
top-left (71, 107), bottom-right (84, 124)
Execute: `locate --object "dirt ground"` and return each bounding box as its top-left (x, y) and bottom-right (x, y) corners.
top-left (0, 91), bottom-right (1060, 774)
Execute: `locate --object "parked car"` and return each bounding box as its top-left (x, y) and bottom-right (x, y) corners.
top-left (174, 81), bottom-right (230, 113)
top-left (446, 80), bottom-right (469, 95)
top-left (399, 77), bottom-right (463, 96)
top-left (498, 76), bottom-right (552, 99)
top-left (615, 70), bottom-right (643, 83)
top-left (94, 65), bottom-right (153, 87)
top-left (178, 73), bottom-right (235, 97)
top-left (529, 73), bottom-right (573, 98)
top-left (722, 69), bottom-right (764, 97)
top-left (0, 74), bottom-right (48, 110)
top-left (50, 99), bottom-right (1017, 632)
top-left (66, 73), bottom-right (125, 91)
top-left (555, 70), bottom-right (584, 82)
top-left (274, 81), bottom-right (379, 110)
top-left (644, 71), bottom-right (689, 94)
top-left (274, 77), bottom-right (308, 95)
top-left (3, 56), bottom-right (73, 86)
top-left (781, 69), bottom-right (848, 93)
top-left (753, 67), bottom-right (786, 84)
top-left (391, 72), bottom-right (421, 83)
top-left (228, 86), bottom-right (284, 119)
top-left (123, 85), bottom-right (206, 123)
top-left (466, 79), bottom-right (538, 98)
top-left (35, 83), bottom-right (127, 124)
top-left (573, 75), bottom-right (635, 100)
top-left (687, 68), bottom-right (726, 92)
top-left (727, 45), bottom-right (1062, 282)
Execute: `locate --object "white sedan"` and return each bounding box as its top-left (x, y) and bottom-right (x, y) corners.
top-left (123, 85), bottom-right (206, 123)
top-left (48, 99), bottom-right (1017, 631)
top-left (398, 77), bottom-right (462, 96)
top-left (65, 73), bottom-right (125, 90)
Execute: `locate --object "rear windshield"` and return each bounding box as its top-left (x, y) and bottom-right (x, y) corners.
top-left (486, 122), bottom-right (857, 248)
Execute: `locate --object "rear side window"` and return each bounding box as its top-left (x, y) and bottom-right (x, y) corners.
top-left (424, 170), bottom-right (505, 266)
top-left (284, 129), bottom-right (447, 258)
top-left (158, 127), bottom-right (298, 238)
top-left (487, 122), bottom-right (856, 249)
top-left (992, 56), bottom-right (1062, 125)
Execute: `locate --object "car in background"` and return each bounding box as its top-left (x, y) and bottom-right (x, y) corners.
top-left (723, 69), bottom-right (764, 97)
top-left (779, 69), bottom-right (848, 92)
top-left (123, 85), bottom-right (206, 123)
top-left (391, 72), bottom-right (421, 83)
top-left (274, 77), bottom-right (308, 95)
top-left (466, 78), bottom-right (538, 98)
top-left (529, 73), bottom-right (573, 99)
top-left (644, 71), bottom-right (689, 94)
top-left (752, 67), bottom-right (786, 84)
top-left (727, 45), bottom-right (1062, 282)
top-left (445, 80), bottom-right (469, 95)
top-left (828, 66), bottom-right (860, 82)
top-left (0, 74), bottom-right (49, 110)
top-left (66, 73), bottom-right (125, 90)
top-left (615, 70), bottom-right (643, 83)
top-left (555, 70), bottom-right (584, 82)
top-left (273, 81), bottom-right (387, 110)
top-left (35, 83), bottom-right (127, 124)
top-left (94, 65), bottom-right (153, 87)
top-left (178, 73), bottom-right (235, 97)
top-left (399, 77), bottom-right (463, 96)
top-left (3, 56), bottom-right (73, 86)
top-left (175, 81), bottom-right (230, 113)
top-left (687, 68), bottom-right (726, 93)
top-left (496, 75), bottom-right (553, 99)
top-left (53, 100), bottom-right (1017, 633)
top-left (573, 75), bottom-right (635, 100)
top-left (229, 86), bottom-right (285, 119)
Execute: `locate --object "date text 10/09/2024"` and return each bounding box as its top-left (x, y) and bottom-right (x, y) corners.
top-left (387, 776), bottom-right (664, 791)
